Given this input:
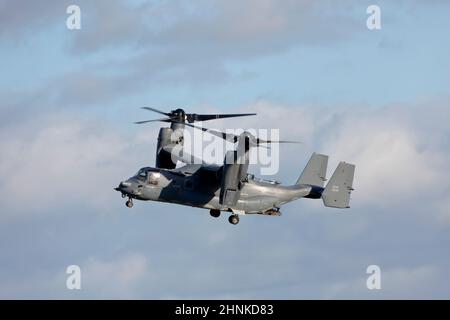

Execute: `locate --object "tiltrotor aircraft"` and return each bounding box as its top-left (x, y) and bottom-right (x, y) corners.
top-left (115, 107), bottom-right (355, 225)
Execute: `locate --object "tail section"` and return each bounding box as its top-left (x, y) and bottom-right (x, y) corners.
top-left (296, 153), bottom-right (328, 187)
top-left (322, 162), bottom-right (355, 208)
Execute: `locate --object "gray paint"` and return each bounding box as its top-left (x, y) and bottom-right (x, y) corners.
top-left (116, 153), bottom-right (355, 224)
top-left (296, 152), bottom-right (328, 187)
top-left (126, 108), bottom-right (355, 224)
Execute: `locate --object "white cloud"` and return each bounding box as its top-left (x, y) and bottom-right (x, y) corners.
top-left (0, 100), bottom-right (449, 299)
top-left (1, 0), bottom-right (449, 300)
top-left (321, 110), bottom-right (443, 205)
top-left (324, 265), bottom-right (448, 299)
top-left (226, 101), bottom-right (450, 215)
top-left (81, 253), bottom-right (150, 298)
top-left (0, 252), bottom-right (151, 299)
top-left (1, 99), bottom-right (449, 224)
top-left (0, 115), bottom-right (154, 218)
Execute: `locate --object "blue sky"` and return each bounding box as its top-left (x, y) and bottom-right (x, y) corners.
top-left (0, 0), bottom-right (450, 299)
top-left (2, 0), bottom-right (449, 109)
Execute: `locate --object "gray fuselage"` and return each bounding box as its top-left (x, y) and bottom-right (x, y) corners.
top-left (116, 165), bottom-right (316, 214)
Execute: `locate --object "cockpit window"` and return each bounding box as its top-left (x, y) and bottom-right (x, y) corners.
top-left (148, 172), bottom-right (160, 185)
top-left (134, 168), bottom-right (160, 184)
top-left (136, 169), bottom-right (147, 182)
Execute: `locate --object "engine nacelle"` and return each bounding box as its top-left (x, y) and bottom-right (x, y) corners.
top-left (220, 151), bottom-right (241, 206)
top-left (156, 128), bottom-right (176, 169)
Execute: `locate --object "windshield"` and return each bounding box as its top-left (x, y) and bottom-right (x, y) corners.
top-left (136, 169), bottom-right (147, 182)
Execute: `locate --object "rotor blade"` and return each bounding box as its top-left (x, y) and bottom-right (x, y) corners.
top-left (257, 138), bottom-right (302, 144)
top-left (250, 140), bottom-right (270, 149)
top-left (181, 121), bottom-right (238, 143)
top-left (187, 113), bottom-right (256, 123)
top-left (141, 107), bottom-right (171, 116)
top-left (134, 118), bottom-right (171, 124)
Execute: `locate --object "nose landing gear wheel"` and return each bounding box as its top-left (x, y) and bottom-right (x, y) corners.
top-left (126, 199), bottom-right (133, 208)
top-left (210, 209), bottom-right (221, 218)
top-left (228, 215), bottom-right (239, 225)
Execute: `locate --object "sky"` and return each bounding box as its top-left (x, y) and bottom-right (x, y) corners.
top-left (0, 0), bottom-right (449, 299)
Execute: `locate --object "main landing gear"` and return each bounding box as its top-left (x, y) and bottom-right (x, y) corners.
top-left (228, 214), bottom-right (239, 225)
top-left (126, 198), bottom-right (133, 208)
top-left (210, 209), bottom-right (221, 218)
top-left (210, 209), bottom-right (239, 225)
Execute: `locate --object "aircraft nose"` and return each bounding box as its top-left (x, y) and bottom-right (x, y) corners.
top-left (121, 181), bottom-right (131, 187)
top-left (115, 181), bottom-right (131, 191)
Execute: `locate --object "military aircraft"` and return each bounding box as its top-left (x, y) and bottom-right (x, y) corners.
top-left (115, 107), bottom-right (355, 225)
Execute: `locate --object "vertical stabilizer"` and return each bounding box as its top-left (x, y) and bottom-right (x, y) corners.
top-left (322, 162), bottom-right (355, 208)
top-left (296, 153), bottom-right (328, 187)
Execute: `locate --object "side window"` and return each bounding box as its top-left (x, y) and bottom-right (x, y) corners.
top-left (148, 172), bottom-right (160, 185)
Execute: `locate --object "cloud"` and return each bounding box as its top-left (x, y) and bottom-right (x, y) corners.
top-left (232, 100), bottom-right (450, 215)
top-left (70, 0), bottom-right (360, 54)
top-left (3, 0), bottom-right (447, 46)
top-left (1, 98), bottom-right (449, 224)
top-left (80, 253), bottom-right (150, 298)
top-left (320, 106), bottom-right (448, 206)
top-left (0, 0), bottom-right (65, 39)
top-left (0, 252), bottom-right (151, 299)
top-left (324, 265), bottom-right (448, 299)
top-left (1, 0), bottom-right (450, 299)
top-left (5, 0), bottom-right (448, 110)
top-left (5, 0), bottom-right (361, 100)
top-left (0, 114), bottom-right (158, 218)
